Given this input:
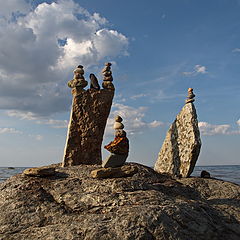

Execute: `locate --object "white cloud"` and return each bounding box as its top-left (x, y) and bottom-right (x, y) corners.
top-left (6, 110), bottom-right (68, 128)
top-left (106, 103), bottom-right (163, 136)
top-left (35, 135), bottom-right (43, 141)
top-left (0, 0), bottom-right (30, 19)
top-left (0, 0), bottom-right (129, 116)
top-left (198, 121), bottom-right (240, 136)
top-left (0, 128), bottom-right (22, 134)
top-left (183, 64), bottom-right (207, 76)
top-left (130, 93), bottom-right (148, 100)
top-left (237, 119), bottom-right (240, 126)
top-left (232, 48), bottom-right (240, 53)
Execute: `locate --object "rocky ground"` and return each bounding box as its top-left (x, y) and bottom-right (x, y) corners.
top-left (0, 163), bottom-right (239, 240)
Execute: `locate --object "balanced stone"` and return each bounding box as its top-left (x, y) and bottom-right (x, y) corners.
top-left (103, 117), bottom-right (129, 168)
top-left (62, 65), bottom-right (114, 167)
top-left (154, 97), bottom-right (201, 177)
top-left (23, 167), bottom-right (56, 177)
top-left (185, 88), bottom-right (195, 104)
top-left (102, 62), bottom-right (115, 90)
top-left (68, 65), bottom-right (88, 90)
top-left (114, 122), bottom-right (124, 130)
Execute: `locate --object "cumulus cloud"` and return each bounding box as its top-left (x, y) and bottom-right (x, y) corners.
top-left (198, 121), bottom-right (240, 136)
top-left (130, 93), bottom-right (148, 100)
top-left (0, 0), bottom-right (129, 116)
top-left (105, 103), bottom-right (163, 136)
top-left (6, 110), bottom-right (68, 128)
top-left (0, 128), bottom-right (22, 134)
top-left (183, 65), bottom-right (207, 76)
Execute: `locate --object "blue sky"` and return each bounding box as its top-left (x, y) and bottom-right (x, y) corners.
top-left (0, 0), bottom-right (239, 167)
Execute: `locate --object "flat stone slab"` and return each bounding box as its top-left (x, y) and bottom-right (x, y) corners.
top-left (102, 153), bottom-right (128, 168)
top-left (23, 167), bottom-right (56, 177)
top-left (91, 165), bottom-right (138, 179)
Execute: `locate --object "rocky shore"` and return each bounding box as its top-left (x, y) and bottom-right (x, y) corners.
top-left (0, 163), bottom-right (239, 240)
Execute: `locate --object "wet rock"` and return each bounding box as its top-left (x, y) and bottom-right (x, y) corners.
top-left (91, 165), bottom-right (138, 178)
top-left (201, 170), bottom-right (211, 178)
top-left (0, 163), bottom-right (239, 240)
top-left (23, 167), bottom-right (56, 177)
top-left (154, 102), bottom-right (201, 177)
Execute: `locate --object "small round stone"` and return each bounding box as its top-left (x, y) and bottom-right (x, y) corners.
top-left (115, 115), bottom-right (123, 122)
top-left (114, 122), bottom-right (124, 130)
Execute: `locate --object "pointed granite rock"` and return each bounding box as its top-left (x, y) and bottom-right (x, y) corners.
top-left (154, 102), bottom-right (201, 177)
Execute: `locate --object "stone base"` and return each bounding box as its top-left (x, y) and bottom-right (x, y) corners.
top-left (102, 153), bottom-right (128, 168)
top-left (91, 165), bottom-right (138, 179)
top-left (23, 167), bottom-right (56, 177)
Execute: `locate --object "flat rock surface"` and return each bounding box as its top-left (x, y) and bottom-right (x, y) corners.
top-left (23, 167), bottom-right (56, 177)
top-left (91, 165), bottom-right (138, 178)
top-left (0, 163), bottom-right (239, 240)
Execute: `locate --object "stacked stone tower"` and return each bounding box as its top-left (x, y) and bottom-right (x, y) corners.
top-left (102, 62), bottom-right (114, 90)
top-left (62, 64), bottom-right (114, 167)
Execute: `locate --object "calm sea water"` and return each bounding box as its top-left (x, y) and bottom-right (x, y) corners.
top-left (0, 165), bottom-right (239, 185)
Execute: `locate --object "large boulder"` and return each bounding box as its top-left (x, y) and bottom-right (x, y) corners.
top-left (154, 102), bottom-right (201, 177)
top-left (62, 88), bottom-right (114, 166)
top-left (0, 163), bottom-right (239, 240)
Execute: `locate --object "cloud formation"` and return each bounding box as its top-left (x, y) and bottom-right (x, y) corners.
top-left (105, 103), bottom-right (163, 136)
top-left (0, 0), bottom-right (128, 116)
top-left (198, 121), bottom-right (240, 136)
top-left (0, 128), bottom-right (22, 134)
top-left (6, 110), bottom-right (68, 128)
top-left (183, 64), bottom-right (207, 76)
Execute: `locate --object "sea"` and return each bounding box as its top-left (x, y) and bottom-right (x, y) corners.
top-left (0, 165), bottom-right (239, 185)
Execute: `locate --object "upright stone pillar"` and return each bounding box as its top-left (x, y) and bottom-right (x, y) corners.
top-left (154, 89), bottom-right (201, 177)
top-left (62, 64), bottom-right (114, 167)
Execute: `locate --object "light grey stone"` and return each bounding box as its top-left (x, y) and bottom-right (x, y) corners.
top-left (154, 102), bottom-right (201, 177)
top-left (102, 153), bottom-right (128, 168)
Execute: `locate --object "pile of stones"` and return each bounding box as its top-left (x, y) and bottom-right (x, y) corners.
top-left (102, 62), bottom-right (114, 90)
top-left (67, 65), bottom-right (88, 90)
top-left (185, 88), bottom-right (195, 103)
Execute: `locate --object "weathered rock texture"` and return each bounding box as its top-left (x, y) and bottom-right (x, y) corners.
top-left (63, 88), bottom-right (114, 166)
top-left (23, 167), bottom-right (55, 177)
top-left (0, 163), bottom-right (239, 240)
top-left (91, 165), bottom-right (138, 179)
top-left (154, 103), bottom-right (201, 177)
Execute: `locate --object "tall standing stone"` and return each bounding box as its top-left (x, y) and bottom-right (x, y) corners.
top-left (62, 65), bottom-right (114, 167)
top-left (154, 89), bottom-right (201, 177)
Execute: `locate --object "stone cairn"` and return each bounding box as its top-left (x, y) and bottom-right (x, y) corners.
top-left (102, 62), bottom-right (115, 90)
top-left (68, 65), bottom-right (88, 93)
top-left (185, 88), bottom-right (195, 104)
top-left (154, 88), bottom-right (201, 178)
top-left (62, 64), bottom-right (114, 167)
top-left (102, 115), bottom-right (129, 168)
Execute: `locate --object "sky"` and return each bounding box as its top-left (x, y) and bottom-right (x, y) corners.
top-left (0, 0), bottom-right (239, 167)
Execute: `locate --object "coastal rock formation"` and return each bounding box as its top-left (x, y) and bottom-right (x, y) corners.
top-left (0, 163), bottom-right (239, 240)
top-left (63, 88), bottom-right (114, 166)
top-left (23, 167), bottom-right (56, 177)
top-left (91, 165), bottom-right (138, 178)
top-left (154, 91), bottom-right (201, 177)
top-left (62, 64), bottom-right (114, 167)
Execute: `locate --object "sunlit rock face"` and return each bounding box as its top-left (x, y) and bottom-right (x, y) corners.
top-left (154, 103), bottom-right (201, 177)
top-left (62, 88), bottom-right (114, 166)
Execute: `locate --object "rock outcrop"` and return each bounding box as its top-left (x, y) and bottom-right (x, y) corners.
top-left (91, 165), bottom-right (138, 178)
top-left (63, 88), bottom-right (114, 166)
top-left (154, 102), bottom-right (201, 177)
top-left (23, 167), bottom-right (56, 177)
top-left (0, 163), bottom-right (239, 240)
